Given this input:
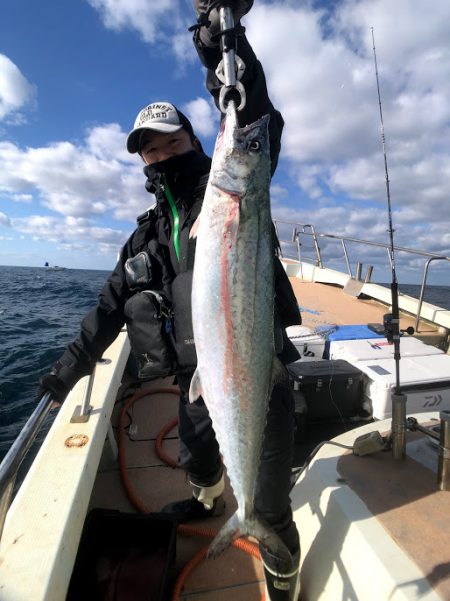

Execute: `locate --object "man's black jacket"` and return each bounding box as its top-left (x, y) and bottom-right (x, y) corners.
top-left (56, 29), bottom-right (301, 386)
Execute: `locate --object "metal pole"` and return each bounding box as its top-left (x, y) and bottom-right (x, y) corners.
top-left (341, 239), bottom-right (352, 277)
top-left (415, 256), bottom-right (450, 332)
top-left (365, 265), bottom-right (374, 283)
top-left (0, 392), bottom-right (54, 540)
top-left (438, 411), bottom-right (450, 491)
top-left (219, 7), bottom-right (236, 88)
top-left (391, 392), bottom-right (407, 460)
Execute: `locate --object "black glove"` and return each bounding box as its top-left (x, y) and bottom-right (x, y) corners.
top-left (193, 0), bottom-right (254, 46)
top-left (37, 361), bottom-right (83, 404)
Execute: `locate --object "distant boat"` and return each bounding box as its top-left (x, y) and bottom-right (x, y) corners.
top-left (44, 262), bottom-right (66, 271)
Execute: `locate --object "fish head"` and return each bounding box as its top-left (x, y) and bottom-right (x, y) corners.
top-left (209, 104), bottom-right (271, 204)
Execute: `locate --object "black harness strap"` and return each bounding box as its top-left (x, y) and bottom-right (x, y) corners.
top-left (178, 173), bottom-right (210, 273)
top-left (132, 205), bottom-right (157, 254)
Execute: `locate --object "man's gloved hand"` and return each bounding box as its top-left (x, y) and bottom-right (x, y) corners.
top-left (37, 361), bottom-right (80, 405)
top-left (193, 0), bottom-right (254, 46)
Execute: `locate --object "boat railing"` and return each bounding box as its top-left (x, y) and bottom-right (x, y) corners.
top-left (416, 256), bottom-right (450, 331)
top-left (0, 392), bottom-right (54, 541)
top-left (0, 365), bottom-right (98, 542)
top-left (273, 219), bottom-right (450, 329)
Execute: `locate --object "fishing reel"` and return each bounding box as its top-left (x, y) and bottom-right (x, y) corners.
top-left (383, 313), bottom-right (414, 343)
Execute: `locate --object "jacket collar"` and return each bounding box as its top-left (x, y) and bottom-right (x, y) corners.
top-left (144, 150), bottom-right (211, 207)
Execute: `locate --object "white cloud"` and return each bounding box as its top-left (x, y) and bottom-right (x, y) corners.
top-left (0, 211), bottom-right (11, 227)
top-left (183, 96), bottom-right (218, 138)
top-left (0, 123), bottom-right (156, 265)
top-left (0, 54), bottom-right (36, 122)
top-left (86, 0), bottom-right (198, 66)
top-left (87, 0), bottom-right (187, 43)
top-left (0, 125), bottom-right (151, 222)
top-left (246, 0), bottom-right (450, 226)
top-left (12, 214), bottom-right (127, 255)
top-left (86, 122), bottom-right (133, 163)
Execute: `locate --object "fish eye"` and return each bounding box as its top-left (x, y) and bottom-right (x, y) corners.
top-left (247, 139), bottom-right (261, 153)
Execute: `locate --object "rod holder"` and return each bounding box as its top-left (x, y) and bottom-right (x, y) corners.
top-left (391, 392), bottom-right (407, 460)
top-left (438, 410), bottom-right (450, 491)
top-left (355, 262), bottom-right (363, 281)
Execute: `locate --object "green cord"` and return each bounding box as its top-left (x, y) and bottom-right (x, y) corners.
top-left (163, 174), bottom-right (180, 261)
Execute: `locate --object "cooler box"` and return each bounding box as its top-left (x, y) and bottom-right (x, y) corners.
top-left (357, 353), bottom-right (450, 419)
top-left (329, 336), bottom-right (444, 363)
top-left (286, 325), bottom-right (326, 363)
top-left (288, 359), bottom-right (365, 419)
top-left (67, 509), bottom-right (177, 601)
top-left (316, 324), bottom-right (384, 358)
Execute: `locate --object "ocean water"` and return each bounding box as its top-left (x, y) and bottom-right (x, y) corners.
top-left (0, 266), bottom-right (109, 463)
top-left (0, 265), bottom-right (449, 465)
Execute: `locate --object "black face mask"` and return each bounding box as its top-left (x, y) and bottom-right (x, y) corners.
top-left (143, 150), bottom-right (200, 194)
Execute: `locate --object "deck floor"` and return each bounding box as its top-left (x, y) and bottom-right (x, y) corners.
top-left (86, 280), bottom-right (441, 600)
top-left (89, 377), bottom-right (266, 601)
top-left (289, 279), bottom-right (440, 343)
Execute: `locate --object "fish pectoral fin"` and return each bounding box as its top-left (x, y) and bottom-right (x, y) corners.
top-left (189, 215), bottom-right (200, 239)
top-left (271, 355), bottom-right (288, 390)
top-left (188, 368), bottom-right (203, 403)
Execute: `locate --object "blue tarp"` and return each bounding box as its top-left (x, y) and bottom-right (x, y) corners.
top-left (317, 324), bottom-right (385, 358)
top-left (317, 324), bottom-right (384, 341)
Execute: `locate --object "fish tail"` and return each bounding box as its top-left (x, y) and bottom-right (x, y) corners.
top-left (207, 511), bottom-right (292, 567)
top-left (207, 512), bottom-right (241, 559)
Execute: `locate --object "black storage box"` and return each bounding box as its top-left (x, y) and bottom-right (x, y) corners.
top-left (66, 509), bottom-right (177, 601)
top-left (288, 359), bottom-right (365, 420)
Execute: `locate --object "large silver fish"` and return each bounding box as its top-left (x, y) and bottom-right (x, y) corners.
top-left (189, 103), bottom-right (290, 563)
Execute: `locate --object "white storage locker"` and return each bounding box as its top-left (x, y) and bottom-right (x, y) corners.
top-left (357, 354), bottom-right (450, 419)
top-left (329, 336), bottom-right (443, 363)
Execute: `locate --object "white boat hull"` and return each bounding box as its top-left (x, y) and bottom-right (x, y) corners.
top-left (0, 332), bottom-right (130, 601)
top-left (292, 413), bottom-right (448, 600)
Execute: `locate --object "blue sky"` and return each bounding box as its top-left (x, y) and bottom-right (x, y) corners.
top-left (1, 0), bottom-right (449, 284)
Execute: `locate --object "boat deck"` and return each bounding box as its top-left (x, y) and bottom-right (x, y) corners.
top-left (85, 280), bottom-right (445, 600)
top-left (89, 377), bottom-right (266, 600)
top-left (289, 279), bottom-right (440, 343)
top-left (292, 415), bottom-right (450, 600)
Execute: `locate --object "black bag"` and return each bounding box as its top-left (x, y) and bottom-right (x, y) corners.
top-left (171, 271), bottom-right (197, 370)
top-left (124, 290), bottom-right (176, 379)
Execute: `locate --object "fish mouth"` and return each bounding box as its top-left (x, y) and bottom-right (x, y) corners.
top-left (211, 183), bottom-right (240, 198)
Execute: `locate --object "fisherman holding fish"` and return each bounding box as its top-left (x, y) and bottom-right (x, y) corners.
top-left (38, 2), bottom-right (302, 598)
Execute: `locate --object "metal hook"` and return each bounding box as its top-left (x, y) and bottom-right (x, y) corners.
top-left (218, 80), bottom-right (246, 112)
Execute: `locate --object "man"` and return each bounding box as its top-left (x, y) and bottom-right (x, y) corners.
top-left (39, 2), bottom-right (301, 598)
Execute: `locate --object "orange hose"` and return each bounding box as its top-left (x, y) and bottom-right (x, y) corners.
top-left (118, 386), bottom-right (263, 601)
top-left (155, 415), bottom-right (179, 467)
top-left (118, 386), bottom-right (180, 513)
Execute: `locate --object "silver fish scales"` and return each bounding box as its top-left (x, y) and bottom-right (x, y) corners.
top-left (189, 103), bottom-right (290, 563)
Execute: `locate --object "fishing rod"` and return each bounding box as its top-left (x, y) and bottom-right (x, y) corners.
top-left (371, 28), bottom-right (411, 460)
